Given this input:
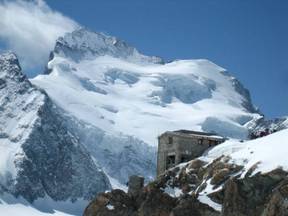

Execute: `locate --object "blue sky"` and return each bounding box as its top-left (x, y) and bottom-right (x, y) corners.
top-left (1, 0), bottom-right (288, 118)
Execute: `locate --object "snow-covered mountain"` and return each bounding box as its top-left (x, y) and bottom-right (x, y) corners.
top-left (33, 28), bottom-right (260, 145)
top-left (30, 28), bottom-right (264, 187)
top-left (1, 27), bottom-right (286, 216)
top-left (0, 52), bottom-right (110, 203)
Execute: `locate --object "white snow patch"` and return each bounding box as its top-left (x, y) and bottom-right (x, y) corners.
top-left (196, 179), bottom-right (222, 212)
top-left (202, 129), bottom-right (288, 176)
top-left (164, 185), bottom-right (183, 198)
top-left (106, 204), bottom-right (115, 210)
top-left (108, 174), bottom-right (128, 192)
top-left (198, 195), bottom-right (222, 212)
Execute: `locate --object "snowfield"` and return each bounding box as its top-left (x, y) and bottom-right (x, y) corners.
top-left (202, 128), bottom-right (288, 176)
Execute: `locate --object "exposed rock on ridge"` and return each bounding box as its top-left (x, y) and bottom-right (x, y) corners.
top-left (84, 156), bottom-right (288, 216)
top-left (0, 52), bottom-right (111, 202)
top-left (52, 28), bottom-right (163, 65)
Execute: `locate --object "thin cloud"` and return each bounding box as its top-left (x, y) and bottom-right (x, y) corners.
top-left (0, 0), bottom-right (78, 74)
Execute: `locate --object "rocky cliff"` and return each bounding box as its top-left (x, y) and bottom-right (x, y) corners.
top-left (0, 52), bottom-right (111, 202)
top-left (84, 157), bottom-right (288, 216)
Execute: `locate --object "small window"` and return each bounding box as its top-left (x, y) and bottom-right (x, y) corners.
top-left (166, 155), bottom-right (176, 169)
top-left (208, 140), bottom-right (214, 147)
top-left (168, 136), bottom-right (173, 144)
top-left (198, 139), bottom-right (203, 145)
top-left (180, 155), bottom-right (190, 163)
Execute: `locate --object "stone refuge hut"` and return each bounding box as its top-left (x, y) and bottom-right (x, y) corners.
top-left (157, 130), bottom-right (225, 175)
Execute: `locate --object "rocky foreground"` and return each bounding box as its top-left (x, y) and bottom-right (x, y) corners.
top-left (84, 156), bottom-right (288, 216)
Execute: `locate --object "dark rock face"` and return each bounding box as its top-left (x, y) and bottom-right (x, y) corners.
top-left (14, 97), bottom-right (111, 202)
top-left (220, 71), bottom-right (257, 113)
top-left (222, 179), bottom-right (247, 216)
top-left (250, 116), bottom-right (288, 133)
top-left (263, 182), bottom-right (288, 216)
top-left (83, 187), bottom-right (219, 216)
top-left (84, 190), bottom-right (137, 216)
top-left (222, 169), bottom-right (288, 216)
top-left (0, 52), bottom-right (111, 202)
top-left (84, 157), bottom-right (288, 216)
top-left (53, 28), bottom-right (163, 64)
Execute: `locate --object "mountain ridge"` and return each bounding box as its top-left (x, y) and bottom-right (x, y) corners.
top-left (52, 27), bottom-right (163, 65)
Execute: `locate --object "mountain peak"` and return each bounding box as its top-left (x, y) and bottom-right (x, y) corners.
top-left (0, 52), bottom-right (21, 73)
top-left (0, 52), bottom-right (28, 85)
top-left (53, 27), bottom-right (163, 64)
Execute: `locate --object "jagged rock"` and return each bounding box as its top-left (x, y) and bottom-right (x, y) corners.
top-left (53, 27), bottom-right (163, 64)
top-left (248, 116), bottom-right (288, 134)
top-left (187, 159), bottom-right (207, 170)
top-left (83, 187), bottom-right (220, 216)
top-left (210, 168), bottom-right (230, 186)
top-left (84, 155), bottom-right (288, 216)
top-left (262, 187), bottom-right (288, 216)
top-left (171, 196), bottom-right (220, 216)
top-left (0, 52), bottom-right (111, 202)
top-left (221, 169), bottom-right (288, 216)
top-left (84, 190), bottom-right (136, 216)
top-left (222, 178), bottom-right (247, 216)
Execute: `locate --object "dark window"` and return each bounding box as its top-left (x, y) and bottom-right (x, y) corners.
top-left (166, 155), bottom-right (175, 169)
top-left (180, 155), bottom-right (190, 163)
top-left (168, 136), bottom-right (173, 144)
top-left (208, 140), bottom-right (215, 147)
top-left (198, 139), bottom-right (203, 145)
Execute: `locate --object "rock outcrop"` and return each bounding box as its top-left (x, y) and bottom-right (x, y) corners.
top-left (84, 156), bottom-right (288, 216)
top-left (84, 188), bottom-right (219, 216)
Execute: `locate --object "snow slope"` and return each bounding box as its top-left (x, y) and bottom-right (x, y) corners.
top-left (202, 128), bottom-right (288, 175)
